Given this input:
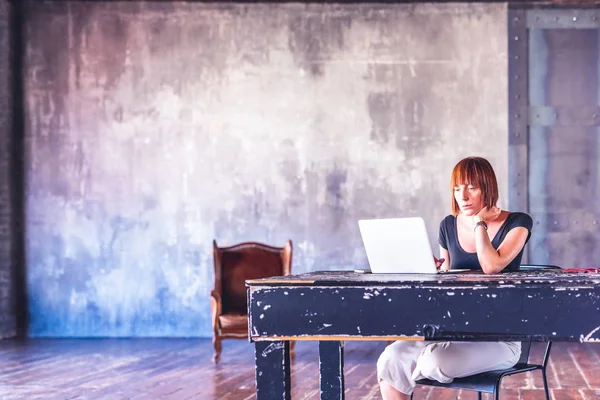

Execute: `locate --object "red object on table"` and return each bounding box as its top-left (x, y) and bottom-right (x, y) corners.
top-left (562, 268), bottom-right (600, 274)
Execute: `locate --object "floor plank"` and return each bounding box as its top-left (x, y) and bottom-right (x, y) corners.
top-left (0, 339), bottom-right (599, 399)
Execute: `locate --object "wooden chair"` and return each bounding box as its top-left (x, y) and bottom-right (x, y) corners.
top-left (210, 240), bottom-right (293, 362)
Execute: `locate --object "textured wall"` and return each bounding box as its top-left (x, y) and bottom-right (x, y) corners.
top-left (528, 27), bottom-right (600, 269)
top-left (24, 2), bottom-right (508, 337)
top-left (0, 0), bottom-right (15, 339)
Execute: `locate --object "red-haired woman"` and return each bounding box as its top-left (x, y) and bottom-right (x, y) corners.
top-left (378, 156), bottom-right (533, 400)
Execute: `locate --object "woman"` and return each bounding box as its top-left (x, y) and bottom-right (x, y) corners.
top-left (377, 156), bottom-right (533, 399)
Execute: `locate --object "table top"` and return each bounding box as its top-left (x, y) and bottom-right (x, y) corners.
top-left (246, 269), bottom-right (600, 288)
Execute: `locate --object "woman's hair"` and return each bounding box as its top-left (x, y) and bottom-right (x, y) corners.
top-left (450, 156), bottom-right (499, 216)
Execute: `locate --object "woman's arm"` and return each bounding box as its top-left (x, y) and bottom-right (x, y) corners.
top-left (438, 246), bottom-right (450, 271)
top-left (474, 224), bottom-right (528, 274)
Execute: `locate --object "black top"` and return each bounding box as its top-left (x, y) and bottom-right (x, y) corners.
top-left (438, 212), bottom-right (533, 272)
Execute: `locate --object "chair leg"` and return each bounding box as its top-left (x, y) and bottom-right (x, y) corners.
top-left (542, 369), bottom-right (550, 400)
top-left (478, 392), bottom-right (482, 400)
top-left (212, 336), bottom-right (222, 363)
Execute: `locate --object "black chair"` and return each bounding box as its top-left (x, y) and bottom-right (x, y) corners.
top-left (519, 264), bottom-right (562, 272)
top-left (411, 341), bottom-right (552, 400)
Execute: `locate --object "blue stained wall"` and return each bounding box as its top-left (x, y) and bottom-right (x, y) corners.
top-left (24, 3), bottom-right (508, 337)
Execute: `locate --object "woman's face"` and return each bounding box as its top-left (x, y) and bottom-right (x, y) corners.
top-left (454, 183), bottom-right (484, 216)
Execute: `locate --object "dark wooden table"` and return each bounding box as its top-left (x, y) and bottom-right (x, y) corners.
top-left (246, 270), bottom-right (600, 400)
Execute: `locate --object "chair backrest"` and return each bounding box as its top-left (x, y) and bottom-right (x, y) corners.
top-left (518, 340), bottom-right (553, 368)
top-left (213, 240), bottom-right (292, 314)
top-left (518, 341), bottom-right (532, 364)
top-left (519, 264), bottom-right (562, 271)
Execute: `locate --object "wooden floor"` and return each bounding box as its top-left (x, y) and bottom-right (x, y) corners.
top-left (1, 339), bottom-right (600, 399)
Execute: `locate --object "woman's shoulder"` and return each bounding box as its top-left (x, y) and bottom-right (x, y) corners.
top-left (441, 214), bottom-right (455, 224)
top-left (505, 211), bottom-right (533, 228)
top-left (438, 215), bottom-right (456, 245)
top-left (506, 211), bottom-right (532, 220)
top-left (439, 214), bottom-right (456, 231)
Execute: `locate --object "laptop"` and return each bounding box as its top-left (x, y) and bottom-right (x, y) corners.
top-left (358, 217), bottom-right (437, 274)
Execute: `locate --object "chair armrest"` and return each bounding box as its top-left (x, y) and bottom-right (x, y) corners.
top-left (210, 291), bottom-right (222, 331)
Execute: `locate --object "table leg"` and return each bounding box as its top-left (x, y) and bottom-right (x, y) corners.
top-left (319, 340), bottom-right (345, 400)
top-left (254, 341), bottom-right (291, 400)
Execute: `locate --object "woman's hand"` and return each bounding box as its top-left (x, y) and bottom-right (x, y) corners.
top-left (433, 256), bottom-right (445, 270)
top-left (474, 206), bottom-right (501, 223)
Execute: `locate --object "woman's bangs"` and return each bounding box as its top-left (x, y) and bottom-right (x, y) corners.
top-left (451, 161), bottom-right (479, 187)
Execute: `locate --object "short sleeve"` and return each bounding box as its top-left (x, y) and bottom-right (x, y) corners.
top-left (438, 217), bottom-right (449, 249)
top-left (509, 212), bottom-right (533, 243)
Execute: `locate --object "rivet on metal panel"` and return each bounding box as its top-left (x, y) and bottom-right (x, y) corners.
top-left (573, 17), bottom-right (578, 22)
top-left (574, 221), bottom-right (579, 225)
top-left (554, 221), bottom-right (558, 225)
top-left (554, 113), bottom-right (559, 118)
top-left (593, 113), bottom-right (598, 118)
top-left (515, 75), bottom-right (520, 80)
top-left (515, 55), bottom-right (520, 60)
top-left (594, 16), bottom-right (598, 21)
top-left (514, 36), bottom-right (519, 41)
top-left (515, 113), bottom-right (520, 118)
top-left (554, 16), bottom-right (559, 22)
top-left (536, 114), bottom-right (540, 118)
top-left (536, 221), bottom-right (540, 225)
top-left (514, 17), bottom-right (519, 22)
top-left (515, 94), bottom-right (521, 99)
top-left (515, 133), bottom-right (520, 137)
top-left (594, 221), bottom-right (598, 225)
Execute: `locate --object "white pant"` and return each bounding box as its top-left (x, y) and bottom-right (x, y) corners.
top-left (377, 341), bottom-right (521, 395)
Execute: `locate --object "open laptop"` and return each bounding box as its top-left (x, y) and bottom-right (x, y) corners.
top-left (358, 217), bottom-right (437, 274)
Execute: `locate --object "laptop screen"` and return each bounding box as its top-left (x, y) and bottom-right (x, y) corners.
top-left (358, 217), bottom-right (437, 274)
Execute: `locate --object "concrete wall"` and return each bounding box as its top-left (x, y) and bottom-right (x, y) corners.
top-left (24, 2), bottom-right (508, 337)
top-left (0, 0), bottom-right (15, 339)
top-left (528, 27), bottom-right (600, 269)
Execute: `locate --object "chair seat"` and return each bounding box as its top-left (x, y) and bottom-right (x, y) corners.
top-left (415, 363), bottom-right (541, 394)
top-left (219, 313), bottom-right (248, 332)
